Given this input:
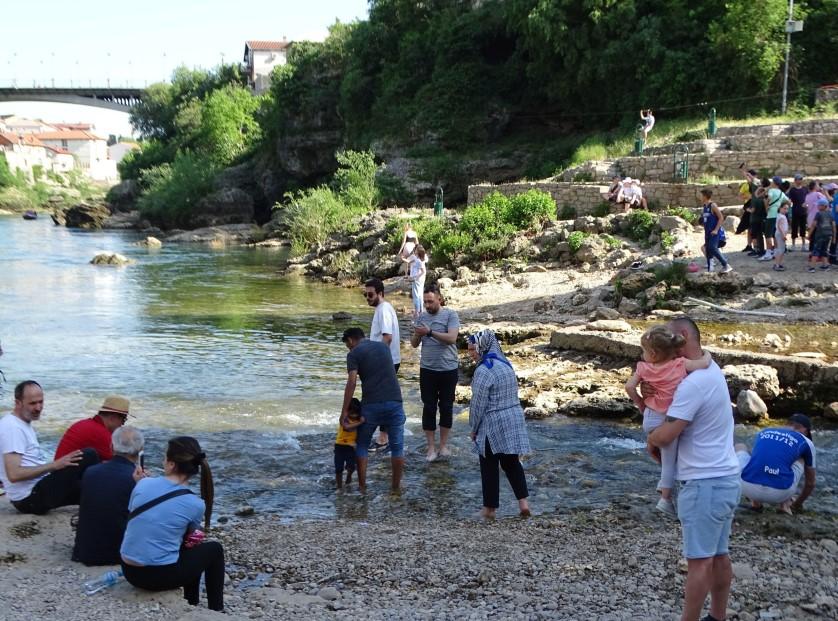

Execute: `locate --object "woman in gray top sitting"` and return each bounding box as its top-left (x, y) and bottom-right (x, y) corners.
top-left (467, 329), bottom-right (531, 519)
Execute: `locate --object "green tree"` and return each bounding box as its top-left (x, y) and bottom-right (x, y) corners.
top-left (333, 150), bottom-right (378, 212)
top-left (198, 85), bottom-right (263, 165)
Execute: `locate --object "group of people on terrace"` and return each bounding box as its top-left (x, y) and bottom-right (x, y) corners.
top-left (735, 169), bottom-right (837, 272)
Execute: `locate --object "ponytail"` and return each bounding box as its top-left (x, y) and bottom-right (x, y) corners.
top-left (166, 436), bottom-right (214, 530)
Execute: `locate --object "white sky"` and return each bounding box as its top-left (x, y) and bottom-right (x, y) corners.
top-left (0, 0), bottom-right (369, 137)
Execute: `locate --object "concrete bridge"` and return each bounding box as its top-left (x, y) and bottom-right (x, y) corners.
top-left (0, 87), bottom-right (143, 111)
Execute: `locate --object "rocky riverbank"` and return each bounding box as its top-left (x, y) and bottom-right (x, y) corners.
top-left (2, 499), bottom-right (836, 621)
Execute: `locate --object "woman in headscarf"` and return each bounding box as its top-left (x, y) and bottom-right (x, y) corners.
top-left (467, 329), bottom-right (531, 518)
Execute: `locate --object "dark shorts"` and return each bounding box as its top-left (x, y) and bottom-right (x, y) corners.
top-left (334, 444), bottom-right (356, 473)
top-left (763, 218), bottom-right (777, 238)
top-left (811, 235), bottom-right (831, 258)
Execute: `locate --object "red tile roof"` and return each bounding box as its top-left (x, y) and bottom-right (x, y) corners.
top-left (44, 145), bottom-right (71, 155)
top-left (245, 40), bottom-right (290, 51)
top-left (52, 123), bottom-right (93, 131)
top-left (0, 132), bottom-right (46, 147)
top-left (35, 130), bottom-right (105, 142)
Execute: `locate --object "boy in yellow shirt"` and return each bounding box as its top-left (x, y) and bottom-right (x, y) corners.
top-left (335, 398), bottom-right (364, 489)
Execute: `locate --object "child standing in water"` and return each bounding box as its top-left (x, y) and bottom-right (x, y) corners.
top-left (625, 325), bottom-right (711, 516)
top-left (334, 398), bottom-right (364, 489)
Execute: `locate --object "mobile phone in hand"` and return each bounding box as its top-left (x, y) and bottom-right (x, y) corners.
top-left (139, 450), bottom-right (145, 470)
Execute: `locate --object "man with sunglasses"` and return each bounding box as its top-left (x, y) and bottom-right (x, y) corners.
top-left (363, 278), bottom-right (401, 453)
top-left (55, 395), bottom-right (131, 462)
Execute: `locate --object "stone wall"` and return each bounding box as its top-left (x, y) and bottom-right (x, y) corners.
top-left (715, 118), bottom-right (838, 137)
top-left (642, 139), bottom-right (725, 156)
top-left (727, 133), bottom-right (838, 152)
top-left (616, 149), bottom-right (838, 182)
top-left (467, 180), bottom-right (747, 213)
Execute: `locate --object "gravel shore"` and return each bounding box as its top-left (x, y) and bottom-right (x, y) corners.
top-left (2, 495), bottom-right (836, 621)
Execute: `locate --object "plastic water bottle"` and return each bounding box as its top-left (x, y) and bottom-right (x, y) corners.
top-left (83, 569), bottom-right (123, 595)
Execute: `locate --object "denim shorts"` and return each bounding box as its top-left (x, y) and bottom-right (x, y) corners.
top-left (678, 474), bottom-right (741, 559)
top-left (811, 235), bottom-right (830, 258)
top-left (355, 401), bottom-right (405, 458)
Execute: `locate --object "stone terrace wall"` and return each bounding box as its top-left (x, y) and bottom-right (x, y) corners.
top-left (715, 118), bottom-right (838, 137)
top-left (642, 139), bottom-right (725, 156)
top-left (726, 133), bottom-right (838, 152)
top-left (617, 150), bottom-right (838, 182)
top-left (467, 180), bottom-right (745, 213)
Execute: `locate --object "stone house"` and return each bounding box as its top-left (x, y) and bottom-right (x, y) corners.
top-left (0, 132), bottom-right (76, 178)
top-left (243, 39), bottom-right (290, 94)
top-left (35, 130), bottom-right (117, 181)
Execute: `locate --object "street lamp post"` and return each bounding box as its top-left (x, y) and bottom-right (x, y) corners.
top-left (781, 0), bottom-right (804, 114)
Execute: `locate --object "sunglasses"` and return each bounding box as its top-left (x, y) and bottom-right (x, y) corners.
top-left (363, 292), bottom-right (376, 299)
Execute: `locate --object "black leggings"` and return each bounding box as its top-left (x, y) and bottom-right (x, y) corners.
top-left (122, 541), bottom-right (225, 611)
top-left (12, 448), bottom-right (99, 515)
top-left (419, 367), bottom-right (458, 430)
top-left (479, 439), bottom-right (528, 509)
top-left (790, 211), bottom-right (807, 241)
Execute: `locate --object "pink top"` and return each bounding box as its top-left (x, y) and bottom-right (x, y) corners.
top-left (636, 357), bottom-right (688, 413)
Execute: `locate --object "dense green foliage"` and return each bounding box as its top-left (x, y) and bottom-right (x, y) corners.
top-left (0, 154), bottom-right (16, 188)
top-left (258, 0), bottom-right (831, 166)
top-left (626, 210), bottom-right (659, 242)
top-left (664, 206), bottom-right (699, 225)
top-left (122, 66), bottom-right (263, 225)
top-left (0, 153), bottom-right (102, 211)
top-left (280, 150), bottom-right (383, 254)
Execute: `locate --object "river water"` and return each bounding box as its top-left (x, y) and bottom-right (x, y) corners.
top-left (1, 215), bottom-right (835, 519)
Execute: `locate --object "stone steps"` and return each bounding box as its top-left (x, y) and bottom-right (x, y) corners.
top-left (617, 149), bottom-right (838, 183)
top-left (715, 118), bottom-right (838, 137)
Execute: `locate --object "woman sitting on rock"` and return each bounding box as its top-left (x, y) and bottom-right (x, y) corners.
top-left (467, 329), bottom-right (531, 519)
top-left (120, 436), bottom-right (225, 612)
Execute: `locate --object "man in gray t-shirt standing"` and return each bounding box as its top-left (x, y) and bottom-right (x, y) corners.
top-left (341, 327), bottom-right (405, 494)
top-left (410, 284), bottom-right (460, 462)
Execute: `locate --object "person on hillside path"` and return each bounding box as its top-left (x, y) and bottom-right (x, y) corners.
top-left (410, 283), bottom-right (460, 462)
top-left (787, 173), bottom-right (808, 252)
top-left (340, 327), bottom-right (405, 494)
top-left (649, 317), bottom-right (740, 621)
top-left (699, 189), bottom-right (732, 273)
top-left (364, 277), bottom-right (400, 453)
top-left (807, 198), bottom-right (836, 273)
top-left (640, 109), bottom-right (655, 141)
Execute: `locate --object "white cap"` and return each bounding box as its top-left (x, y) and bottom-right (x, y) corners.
top-left (624, 177), bottom-right (633, 184)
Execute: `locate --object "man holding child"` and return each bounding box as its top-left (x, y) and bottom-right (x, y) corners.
top-left (649, 317), bottom-right (740, 621)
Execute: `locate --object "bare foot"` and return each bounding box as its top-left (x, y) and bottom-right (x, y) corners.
top-left (480, 508), bottom-right (496, 520)
top-left (426, 450), bottom-right (438, 462)
top-left (778, 500), bottom-right (794, 515)
top-left (518, 499), bottom-right (531, 517)
top-left (438, 445), bottom-right (451, 457)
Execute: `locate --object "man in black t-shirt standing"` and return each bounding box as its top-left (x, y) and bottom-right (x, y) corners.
top-left (787, 173), bottom-right (809, 252)
top-left (340, 327), bottom-right (405, 494)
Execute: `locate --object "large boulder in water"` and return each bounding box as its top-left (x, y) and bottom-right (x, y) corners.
top-left (90, 251), bottom-right (133, 266)
top-left (64, 201), bottom-right (111, 229)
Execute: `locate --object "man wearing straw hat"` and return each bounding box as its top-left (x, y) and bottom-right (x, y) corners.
top-left (55, 395), bottom-right (132, 462)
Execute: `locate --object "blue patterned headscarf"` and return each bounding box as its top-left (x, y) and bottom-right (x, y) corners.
top-left (468, 329), bottom-right (511, 369)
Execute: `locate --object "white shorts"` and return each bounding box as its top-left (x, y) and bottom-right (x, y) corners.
top-left (737, 450), bottom-right (802, 504)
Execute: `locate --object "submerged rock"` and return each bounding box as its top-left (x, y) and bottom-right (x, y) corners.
top-left (90, 252), bottom-right (133, 266)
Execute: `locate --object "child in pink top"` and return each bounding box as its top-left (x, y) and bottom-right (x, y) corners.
top-left (625, 325), bottom-right (711, 516)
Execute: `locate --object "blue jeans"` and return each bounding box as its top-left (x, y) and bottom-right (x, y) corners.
top-left (705, 232), bottom-right (728, 270)
top-left (678, 474), bottom-right (741, 559)
top-left (356, 401), bottom-right (405, 458)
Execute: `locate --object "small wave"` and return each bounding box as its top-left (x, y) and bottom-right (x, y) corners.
top-left (596, 437), bottom-right (646, 451)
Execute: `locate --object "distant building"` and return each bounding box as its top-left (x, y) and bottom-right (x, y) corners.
top-left (0, 115), bottom-right (55, 134)
top-left (243, 39), bottom-right (290, 94)
top-left (36, 130), bottom-right (116, 181)
top-left (108, 141), bottom-right (139, 164)
top-left (0, 132), bottom-right (73, 177)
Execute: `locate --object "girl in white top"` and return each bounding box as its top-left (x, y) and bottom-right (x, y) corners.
top-left (774, 203), bottom-right (789, 271)
top-left (405, 245), bottom-right (427, 315)
top-left (640, 109), bottom-right (655, 139)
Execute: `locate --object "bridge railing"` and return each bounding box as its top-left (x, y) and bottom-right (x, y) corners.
top-left (0, 79), bottom-right (153, 89)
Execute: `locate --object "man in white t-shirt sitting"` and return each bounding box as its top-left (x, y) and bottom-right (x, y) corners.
top-left (649, 317), bottom-right (740, 621)
top-left (364, 278), bottom-right (401, 453)
top-left (0, 380), bottom-right (99, 514)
